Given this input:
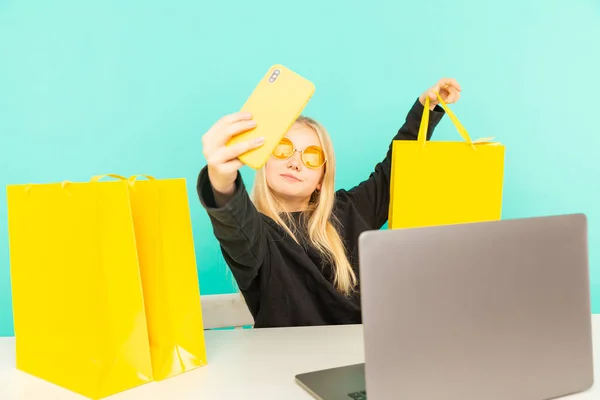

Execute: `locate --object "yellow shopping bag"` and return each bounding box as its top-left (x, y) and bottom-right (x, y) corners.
top-left (7, 179), bottom-right (153, 399)
top-left (388, 93), bottom-right (505, 229)
top-left (112, 174), bottom-right (207, 380)
top-left (7, 173), bottom-right (208, 398)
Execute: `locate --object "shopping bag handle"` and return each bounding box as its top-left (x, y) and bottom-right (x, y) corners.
top-left (90, 174), bottom-right (156, 184)
top-left (127, 175), bottom-right (156, 184)
top-left (90, 174), bottom-right (127, 182)
top-left (417, 92), bottom-right (499, 148)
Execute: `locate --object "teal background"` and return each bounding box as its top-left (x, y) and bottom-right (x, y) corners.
top-left (1, 1), bottom-right (599, 336)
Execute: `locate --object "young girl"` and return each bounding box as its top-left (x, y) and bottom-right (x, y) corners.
top-left (198, 78), bottom-right (461, 328)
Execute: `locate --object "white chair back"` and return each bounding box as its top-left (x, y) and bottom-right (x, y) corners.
top-left (201, 293), bottom-right (255, 329)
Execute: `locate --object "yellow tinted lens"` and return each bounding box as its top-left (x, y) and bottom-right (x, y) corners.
top-left (303, 146), bottom-right (325, 168)
top-left (273, 138), bottom-right (293, 159)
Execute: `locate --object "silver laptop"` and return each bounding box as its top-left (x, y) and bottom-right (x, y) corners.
top-left (295, 214), bottom-right (594, 400)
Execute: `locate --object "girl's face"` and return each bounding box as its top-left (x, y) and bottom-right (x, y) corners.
top-left (264, 123), bottom-right (325, 211)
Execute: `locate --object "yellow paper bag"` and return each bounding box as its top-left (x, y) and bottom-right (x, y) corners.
top-left (113, 174), bottom-right (207, 380)
top-left (388, 93), bottom-right (505, 229)
top-left (7, 179), bottom-right (153, 399)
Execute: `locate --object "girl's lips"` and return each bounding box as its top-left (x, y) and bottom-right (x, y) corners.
top-left (281, 174), bottom-right (302, 182)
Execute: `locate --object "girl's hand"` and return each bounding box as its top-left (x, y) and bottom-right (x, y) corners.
top-left (419, 78), bottom-right (462, 110)
top-left (202, 112), bottom-right (264, 195)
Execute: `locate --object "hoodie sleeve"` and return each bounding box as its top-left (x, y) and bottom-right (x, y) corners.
top-left (196, 166), bottom-right (269, 290)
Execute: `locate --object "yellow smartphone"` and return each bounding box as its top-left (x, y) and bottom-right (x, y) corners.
top-left (227, 64), bottom-right (315, 170)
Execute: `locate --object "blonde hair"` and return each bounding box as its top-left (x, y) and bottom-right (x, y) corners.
top-left (250, 116), bottom-right (357, 295)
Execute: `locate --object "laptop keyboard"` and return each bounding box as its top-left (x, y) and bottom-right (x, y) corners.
top-left (347, 390), bottom-right (367, 400)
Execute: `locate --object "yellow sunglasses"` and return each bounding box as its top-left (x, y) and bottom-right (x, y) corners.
top-left (272, 137), bottom-right (327, 169)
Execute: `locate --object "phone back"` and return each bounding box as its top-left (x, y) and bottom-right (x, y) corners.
top-left (227, 64), bottom-right (315, 170)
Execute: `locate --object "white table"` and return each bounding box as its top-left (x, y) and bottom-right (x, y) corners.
top-left (1, 317), bottom-right (599, 399)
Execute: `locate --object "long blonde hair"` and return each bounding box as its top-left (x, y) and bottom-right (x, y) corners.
top-left (250, 116), bottom-right (357, 296)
